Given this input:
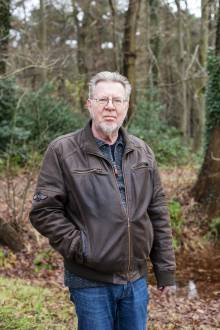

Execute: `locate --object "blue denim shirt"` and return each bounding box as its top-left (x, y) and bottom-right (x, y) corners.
top-left (96, 133), bottom-right (126, 208)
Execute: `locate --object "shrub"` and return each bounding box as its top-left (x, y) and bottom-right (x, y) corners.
top-left (0, 79), bottom-right (86, 165)
top-left (0, 78), bottom-right (28, 153)
top-left (129, 91), bottom-right (191, 165)
top-left (17, 83), bottom-right (86, 153)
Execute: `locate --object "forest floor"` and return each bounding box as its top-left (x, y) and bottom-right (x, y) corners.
top-left (0, 165), bottom-right (220, 329)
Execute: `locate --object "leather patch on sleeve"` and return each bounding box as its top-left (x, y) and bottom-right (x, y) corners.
top-left (33, 192), bottom-right (48, 202)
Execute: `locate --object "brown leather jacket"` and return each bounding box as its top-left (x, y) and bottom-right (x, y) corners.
top-left (30, 121), bottom-right (176, 287)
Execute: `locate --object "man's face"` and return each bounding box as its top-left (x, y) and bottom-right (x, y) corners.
top-left (87, 81), bottom-right (129, 136)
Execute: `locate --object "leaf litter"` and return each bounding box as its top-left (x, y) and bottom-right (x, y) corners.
top-left (0, 165), bottom-right (220, 329)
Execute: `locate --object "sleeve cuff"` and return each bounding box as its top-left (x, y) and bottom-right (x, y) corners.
top-left (154, 270), bottom-right (176, 287)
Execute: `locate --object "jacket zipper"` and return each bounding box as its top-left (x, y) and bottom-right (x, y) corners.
top-left (87, 151), bottom-right (131, 276)
top-left (111, 160), bottom-right (131, 277)
top-left (122, 155), bottom-right (132, 277)
top-left (113, 162), bottom-right (118, 176)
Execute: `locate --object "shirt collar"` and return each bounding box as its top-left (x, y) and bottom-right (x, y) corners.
top-left (95, 133), bottom-right (124, 149)
top-left (82, 120), bottom-right (135, 155)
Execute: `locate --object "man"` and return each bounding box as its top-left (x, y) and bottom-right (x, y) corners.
top-left (30, 71), bottom-right (176, 330)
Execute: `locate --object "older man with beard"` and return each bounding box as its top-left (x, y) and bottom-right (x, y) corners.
top-left (30, 71), bottom-right (176, 330)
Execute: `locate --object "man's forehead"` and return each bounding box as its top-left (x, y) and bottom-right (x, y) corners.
top-left (94, 81), bottom-right (125, 94)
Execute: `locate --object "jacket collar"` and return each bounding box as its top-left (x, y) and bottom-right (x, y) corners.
top-left (82, 120), bottom-right (136, 155)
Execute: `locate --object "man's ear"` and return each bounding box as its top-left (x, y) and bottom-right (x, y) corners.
top-left (86, 99), bottom-right (90, 110)
top-left (124, 100), bottom-right (129, 113)
top-left (86, 99), bottom-right (92, 117)
top-left (86, 99), bottom-right (91, 110)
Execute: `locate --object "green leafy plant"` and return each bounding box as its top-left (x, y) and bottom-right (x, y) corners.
top-left (0, 79), bottom-right (86, 166)
top-left (33, 249), bottom-right (56, 272)
top-left (208, 217), bottom-right (220, 241)
top-left (17, 83), bottom-right (86, 153)
top-left (129, 90), bottom-right (193, 165)
top-left (168, 199), bottom-right (183, 249)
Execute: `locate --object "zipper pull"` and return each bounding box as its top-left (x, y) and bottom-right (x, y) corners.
top-left (113, 163), bottom-right (118, 177)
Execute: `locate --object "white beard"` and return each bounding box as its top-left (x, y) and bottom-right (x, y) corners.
top-left (98, 122), bottom-right (120, 135)
top-left (89, 108), bottom-right (125, 136)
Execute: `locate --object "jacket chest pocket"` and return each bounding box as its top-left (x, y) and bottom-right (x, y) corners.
top-left (71, 168), bottom-right (107, 175)
top-left (68, 168), bottom-right (115, 211)
top-left (70, 168), bottom-right (109, 196)
top-left (129, 162), bottom-right (153, 206)
top-left (131, 162), bottom-right (152, 182)
top-left (131, 162), bottom-right (150, 171)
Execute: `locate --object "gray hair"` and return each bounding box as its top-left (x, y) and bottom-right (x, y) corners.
top-left (88, 71), bottom-right (132, 100)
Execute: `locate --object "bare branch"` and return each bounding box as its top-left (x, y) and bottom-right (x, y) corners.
top-left (185, 45), bottom-right (200, 78)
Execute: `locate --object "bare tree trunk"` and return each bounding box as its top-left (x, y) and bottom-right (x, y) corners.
top-left (0, 0), bottom-right (11, 75)
top-left (192, 0), bottom-right (209, 151)
top-left (39, 0), bottom-right (47, 82)
top-left (200, 0), bottom-right (209, 67)
top-left (215, 0), bottom-right (220, 53)
top-left (208, 0), bottom-right (217, 46)
top-left (108, 0), bottom-right (119, 71)
top-left (72, 0), bottom-right (89, 112)
top-left (123, 0), bottom-right (142, 122)
top-left (192, 0), bottom-right (220, 219)
top-left (198, 0), bottom-right (209, 142)
top-left (175, 0), bottom-right (188, 139)
top-left (148, 0), bottom-right (160, 87)
top-left (192, 126), bottom-right (220, 218)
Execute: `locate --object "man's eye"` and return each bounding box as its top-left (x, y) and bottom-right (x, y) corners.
top-left (113, 99), bottom-right (122, 104)
top-left (99, 98), bottom-right (108, 103)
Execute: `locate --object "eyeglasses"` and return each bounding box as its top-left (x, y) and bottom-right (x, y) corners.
top-left (91, 97), bottom-right (127, 107)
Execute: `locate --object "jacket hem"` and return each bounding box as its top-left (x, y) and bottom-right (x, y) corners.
top-left (64, 259), bottom-right (147, 284)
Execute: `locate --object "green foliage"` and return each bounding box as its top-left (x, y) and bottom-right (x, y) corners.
top-left (18, 83), bottom-right (86, 152)
top-left (0, 78), bottom-right (17, 122)
top-left (168, 199), bottom-right (183, 250)
top-left (0, 79), bottom-right (86, 165)
top-left (205, 55), bottom-right (220, 144)
top-left (33, 249), bottom-right (55, 272)
top-left (207, 217), bottom-right (220, 241)
top-left (0, 276), bottom-right (76, 329)
top-left (0, 78), bottom-right (22, 150)
top-left (129, 91), bottom-right (191, 165)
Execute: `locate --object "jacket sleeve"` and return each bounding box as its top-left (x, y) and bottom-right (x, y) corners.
top-left (148, 159), bottom-right (176, 287)
top-left (29, 145), bottom-right (83, 262)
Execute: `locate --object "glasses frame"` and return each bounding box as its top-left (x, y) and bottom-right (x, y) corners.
top-left (91, 96), bottom-right (128, 107)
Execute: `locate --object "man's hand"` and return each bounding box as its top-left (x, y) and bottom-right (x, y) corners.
top-left (157, 285), bottom-right (176, 295)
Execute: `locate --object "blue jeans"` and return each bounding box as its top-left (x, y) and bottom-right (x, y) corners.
top-left (69, 277), bottom-right (148, 330)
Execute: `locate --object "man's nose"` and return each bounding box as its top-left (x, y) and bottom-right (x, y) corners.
top-left (104, 98), bottom-right (115, 109)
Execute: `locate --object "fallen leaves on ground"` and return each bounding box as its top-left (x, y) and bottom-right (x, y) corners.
top-left (148, 286), bottom-right (220, 329)
top-left (0, 165), bottom-right (220, 329)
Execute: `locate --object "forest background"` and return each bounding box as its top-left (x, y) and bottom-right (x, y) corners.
top-left (0, 0), bottom-right (220, 329)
